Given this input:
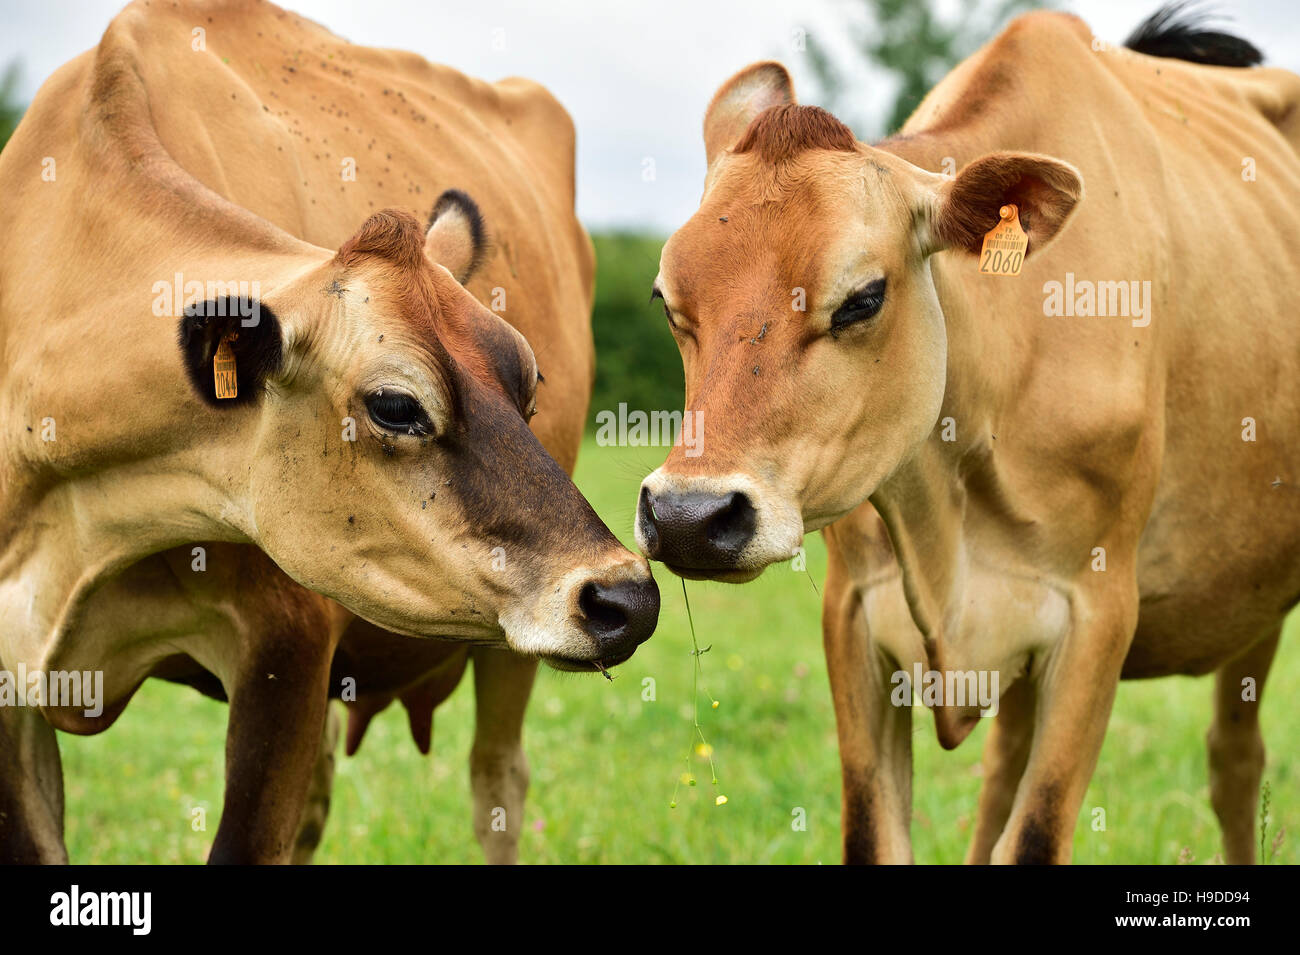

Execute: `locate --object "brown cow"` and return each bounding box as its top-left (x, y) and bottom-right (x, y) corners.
top-left (0, 0), bottom-right (657, 863)
top-left (637, 7), bottom-right (1299, 863)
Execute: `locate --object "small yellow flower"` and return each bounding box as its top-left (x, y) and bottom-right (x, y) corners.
top-left (715, 795), bottom-right (728, 806)
top-left (694, 742), bottom-right (713, 758)
top-left (711, 700), bottom-right (720, 709)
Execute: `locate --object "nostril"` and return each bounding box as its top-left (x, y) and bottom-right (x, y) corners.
top-left (577, 576), bottom-right (661, 654)
top-left (578, 581), bottom-right (628, 637)
top-left (638, 486), bottom-right (660, 546)
top-left (707, 491), bottom-right (757, 553)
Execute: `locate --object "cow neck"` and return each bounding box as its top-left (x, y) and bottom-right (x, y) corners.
top-left (866, 152), bottom-right (1016, 661)
top-left (15, 174), bottom-right (326, 666)
top-left (866, 121), bottom-right (1032, 654)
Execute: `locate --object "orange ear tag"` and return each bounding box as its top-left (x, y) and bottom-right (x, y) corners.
top-left (213, 334), bottom-right (238, 400)
top-left (978, 204), bottom-right (1028, 277)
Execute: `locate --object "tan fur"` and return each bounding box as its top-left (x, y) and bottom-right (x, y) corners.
top-left (642, 11), bottom-right (1300, 863)
top-left (0, 0), bottom-right (638, 862)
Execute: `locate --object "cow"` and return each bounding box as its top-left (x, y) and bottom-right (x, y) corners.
top-left (635, 6), bottom-right (1300, 863)
top-left (0, 0), bottom-right (658, 863)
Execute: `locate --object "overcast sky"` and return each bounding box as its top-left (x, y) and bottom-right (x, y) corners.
top-left (2, 0), bottom-right (1295, 232)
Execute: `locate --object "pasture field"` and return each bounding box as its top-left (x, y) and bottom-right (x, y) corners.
top-left (59, 439), bottom-right (1297, 864)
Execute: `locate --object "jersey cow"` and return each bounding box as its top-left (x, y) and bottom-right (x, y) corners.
top-left (0, 0), bottom-right (658, 863)
top-left (637, 7), bottom-right (1299, 863)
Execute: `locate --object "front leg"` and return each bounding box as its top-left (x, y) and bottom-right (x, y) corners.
top-left (290, 704), bottom-right (341, 865)
top-left (0, 702), bottom-right (67, 863)
top-left (965, 677), bottom-right (1035, 863)
top-left (469, 646), bottom-right (536, 865)
top-left (210, 613), bottom-right (337, 865)
top-left (823, 520), bottom-right (916, 864)
top-left (990, 588), bottom-right (1136, 865)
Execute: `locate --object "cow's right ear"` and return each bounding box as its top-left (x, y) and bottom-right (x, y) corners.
top-left (703, 61), bottom-right (795, 167)
top-left (178, 297), bottom-right (283, 407)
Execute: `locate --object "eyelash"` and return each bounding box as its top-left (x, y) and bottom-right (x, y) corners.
top-left (651, 288), bottom-right (678, 328)
top-left (366, 390), bottom-right (432, 436)
top-left (830, 280), bottom-right (887, 331)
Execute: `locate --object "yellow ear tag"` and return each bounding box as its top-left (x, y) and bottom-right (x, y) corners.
top-left (978, 204), bottom-right (1028, 277)
top-left (213, 334), bottom-right (238, 400)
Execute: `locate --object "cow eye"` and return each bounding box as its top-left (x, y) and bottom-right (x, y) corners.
top-left (366, 390), bottom-right (432, 436)
top-left (650, 286), bottom-right (677, 328)
top-left (831, 279), bottom-right (886, 331)
top-left (525, 370), bottom-right (541, 420)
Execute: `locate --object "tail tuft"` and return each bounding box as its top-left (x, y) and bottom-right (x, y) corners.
top-left (1124, 1), bottom-right (1262, 67)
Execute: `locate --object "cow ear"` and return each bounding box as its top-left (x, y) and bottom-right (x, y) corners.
top-left (703, 61), bottom-right (795, 166)
top-left (424, 188), bottom-right (487, 284)
top-left (178, 297), bottom-right (283, 407)
top-left (927, 152), bottom-right (1083, 258)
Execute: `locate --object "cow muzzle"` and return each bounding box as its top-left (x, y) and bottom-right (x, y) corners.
top-left (635, 470), bottom-right (803, 582)
top-left (503, 558), bottom-right (660, 671)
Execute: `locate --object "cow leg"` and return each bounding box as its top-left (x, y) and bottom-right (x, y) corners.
top-left (822, 536), bottom-right (914, 864)
top-left (1207, 629), bottom-right (1280, 865)
top-left (965, 677), bottom-right (1036, 863)
top-left (209, 624), bottom-right (337, 865)
top-left (290, 703), bottom-right (341, 865)
top-left (0, 703), bottom-right (67, 863)
top-left (989, 594), bottom-right (1135, 864)
top-left (469, 646), bottom-right (536, 865)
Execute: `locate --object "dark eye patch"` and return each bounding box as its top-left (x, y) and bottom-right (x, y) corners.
top-left (366, 390), bottom-right (432, 436)
top-left (831, 278), bottom-right (887, 332)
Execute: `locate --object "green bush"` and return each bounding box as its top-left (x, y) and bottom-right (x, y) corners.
top-left (589, 232), bottom-right (683, 426)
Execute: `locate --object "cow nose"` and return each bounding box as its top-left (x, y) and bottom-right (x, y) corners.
top-left (638, 486), bottom-right (757, 569)
top-left (577, 575), bottom-right (660, 659)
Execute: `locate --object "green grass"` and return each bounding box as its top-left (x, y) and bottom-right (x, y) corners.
top-left (59, 439), bottom-right (1297, 864)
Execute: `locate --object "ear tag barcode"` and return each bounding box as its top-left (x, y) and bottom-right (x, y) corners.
top-left (978, 204), bottom-right (1028, 276)
top-left (213, 334), bottom-right (238, 399)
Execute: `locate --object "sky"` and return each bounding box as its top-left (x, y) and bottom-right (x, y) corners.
top-left (2, 0), bottom-right (1295, 233)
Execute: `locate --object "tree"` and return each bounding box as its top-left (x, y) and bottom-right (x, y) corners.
top-left (0, 61), bottom-right (25, 153)
top-left (805, 0), bottom-right (1048, 139)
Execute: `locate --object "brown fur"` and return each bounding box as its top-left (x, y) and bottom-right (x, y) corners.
top-left (334, 209), bottom-right (430, 272)
top-left (732, 104), bottom-right (857, 164)
top-left (0, 0), bottom-right (639, 866)
top-left (643, 9), bottom-right (1300, 866)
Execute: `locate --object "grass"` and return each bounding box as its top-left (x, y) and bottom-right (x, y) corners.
top-left (59, 439), bottom-right (1297, 864)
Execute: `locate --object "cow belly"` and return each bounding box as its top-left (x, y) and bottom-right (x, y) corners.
top-left (1128, 549), bottom-right (1300, 679)
top-left (330, 619), bottom-right (470, 697)
top-left (1128, 441), bottom-right (1300, 680)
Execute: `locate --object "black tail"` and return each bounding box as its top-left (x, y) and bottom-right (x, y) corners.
top-left (1124, 2), bottom-right (1262, 67)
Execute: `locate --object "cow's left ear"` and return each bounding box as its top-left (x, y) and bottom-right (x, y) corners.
top-left (926, 152), bottom-right (1083, 258)
top-left (424, 188), bottom-right (487, 284)
top-left (178, 297), bottom-right (283, 407)
top-left (703, 61), bottom-right (795, 167)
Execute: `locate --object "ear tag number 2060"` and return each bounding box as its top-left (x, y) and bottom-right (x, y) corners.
top-left (979, 204), bottom-right (1028, 277)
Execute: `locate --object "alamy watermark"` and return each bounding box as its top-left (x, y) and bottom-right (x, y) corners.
top-left (1043, 273), bottom-right (1152, 328)
top-left (153, 273), bottom-right (261, 326)
top-left (594, 403), bottom-right (704, 457)
top-left (890, 663), bottom-right (999, 716)
top-left (1, 664), bottom-right (104, 718)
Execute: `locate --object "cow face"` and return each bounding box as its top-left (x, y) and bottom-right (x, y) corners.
top-left (636, 63), bottom-right (1081, 581)
top-left (179, 198), bottom-right (658, 670)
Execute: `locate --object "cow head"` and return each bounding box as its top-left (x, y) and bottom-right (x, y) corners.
top-left (636, 63), bottom-right (1081, 581)
top-left (179, 195), bottom-right (658, 670)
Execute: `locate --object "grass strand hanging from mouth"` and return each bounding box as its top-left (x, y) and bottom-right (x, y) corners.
top-left (670, 577), bottom-right (725, 808)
